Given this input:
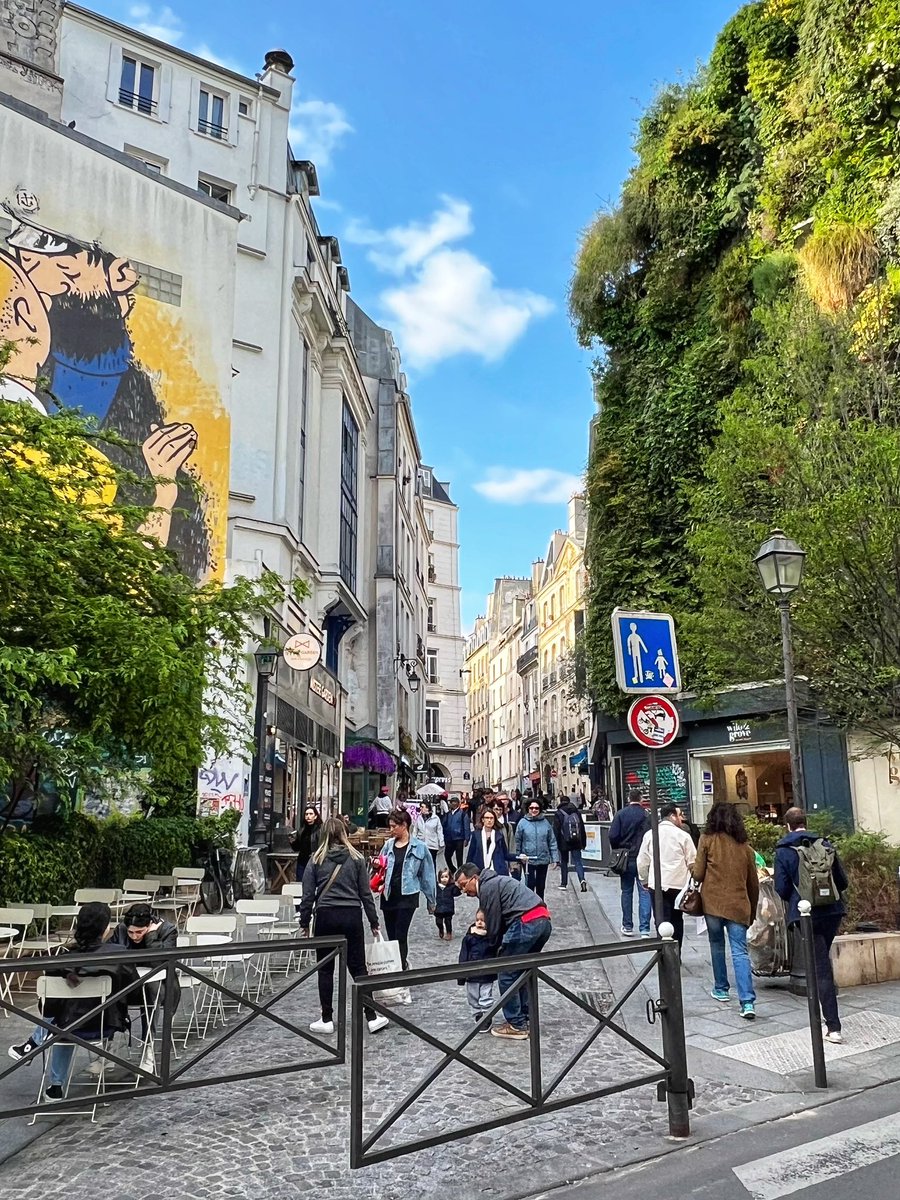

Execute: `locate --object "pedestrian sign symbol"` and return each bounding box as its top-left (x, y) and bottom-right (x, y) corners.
top-left (611, 609), bottom-right (681, 695)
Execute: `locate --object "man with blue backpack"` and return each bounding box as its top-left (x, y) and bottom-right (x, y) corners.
top-left (774, 807), bottom-right (849, 1043)
top-left (553, 795), bottom-right (588, 891)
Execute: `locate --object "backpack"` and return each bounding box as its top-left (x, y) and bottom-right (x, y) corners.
top-left (561, 808), bottom-right (582, 849)
top-left (794, 838), bottom-right (840, 907)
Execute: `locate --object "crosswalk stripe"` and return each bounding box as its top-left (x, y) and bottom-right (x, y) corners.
top-left (733, 1112), bottom-right (900, 1199)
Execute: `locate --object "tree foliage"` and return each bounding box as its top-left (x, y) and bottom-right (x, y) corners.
top-left (572, 0), bottom-right (900, 734)
top-left (0, 393), bottom-right (303, 816)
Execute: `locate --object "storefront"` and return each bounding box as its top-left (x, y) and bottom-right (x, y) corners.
top-left (598, 683), bottom-right (853, 826)
top-left (267, 662), bottom-right (344, 833)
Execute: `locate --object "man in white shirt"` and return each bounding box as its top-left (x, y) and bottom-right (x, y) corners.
top-left (637, 803), bottom-right (696, 948)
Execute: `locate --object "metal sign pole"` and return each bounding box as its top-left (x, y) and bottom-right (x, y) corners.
top-left (647, 747), bottom-right (664, 925)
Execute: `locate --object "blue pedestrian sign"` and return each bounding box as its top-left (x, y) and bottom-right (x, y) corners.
top-left (611, 608), bottom-right (681, 695)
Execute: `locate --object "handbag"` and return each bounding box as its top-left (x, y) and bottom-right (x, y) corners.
top-left (369, 853), bottom-right (387, 895)
top-left (366, 932), bottom-right (406, 1003)
top-left (678, 880), bottom-right (703, 916)
top-left (609, 848), bottom-right (629, 876)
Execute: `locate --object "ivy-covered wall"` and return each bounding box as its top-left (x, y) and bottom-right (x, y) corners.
top-left (572, 0), bottom-right (900, 741)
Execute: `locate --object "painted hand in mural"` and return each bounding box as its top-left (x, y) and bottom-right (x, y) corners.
top-left (138, 421), bottom-right (198, 546)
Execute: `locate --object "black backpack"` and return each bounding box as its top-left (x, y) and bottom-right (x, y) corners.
top-left (561, 808), bottom-right (582, 849)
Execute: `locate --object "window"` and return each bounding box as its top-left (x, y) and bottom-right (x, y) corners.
top-left (197, 177), bottom-right (232, 204)
top-left (119, 54), bottom-right (156, 115)
top-left (238, 98), bottom-right (251, 116)
top-left (198, 88), bottom-right (227, 140)
top-left (427, 600), bottom-right (436, 633)
top-left (426, 702), bottom-right (441, 743)
top-left (339, 400), bottom-right (359, 592)
top-left (427, 649), bottom-right (439, 685)
top-left (125, 145), bottom-right (167, 174)
top-left (427, 553), bottom-right (436, 582)
top-left (298, 338), bottom-right (309, 538)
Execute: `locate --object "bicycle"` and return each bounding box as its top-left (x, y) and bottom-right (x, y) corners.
top-left (197, 843), bottom-right (235, 914)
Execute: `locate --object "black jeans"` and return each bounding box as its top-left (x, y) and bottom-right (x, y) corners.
top-left (445, 840), bottom-right (465, 872)
top-left (658, 887), bottom-right (684, 948)
top-left (381, 905), bottom-right (416, 970)
top-left (312, 906), bottom-right (374, 1021)
top-left (526, 863), bottom-right (549, 899)
top-left (802, 914), bottom-right (843, 1032)
top-left (435, 913), bottom-right (453, 936)
top-left (429, 848), bottom-right (439, 873)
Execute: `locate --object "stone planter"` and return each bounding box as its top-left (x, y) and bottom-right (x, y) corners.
top-left (831, 931), bottom-right (900, 988)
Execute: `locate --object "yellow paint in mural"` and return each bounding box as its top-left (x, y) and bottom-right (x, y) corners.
top-left (127, 300), bottom-right (229, 581)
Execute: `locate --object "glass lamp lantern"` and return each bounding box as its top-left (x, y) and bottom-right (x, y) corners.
top-left (754, 529), bottom-right (806, 598)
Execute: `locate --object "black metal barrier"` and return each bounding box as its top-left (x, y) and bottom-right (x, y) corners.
top-left (349, 932), bottom-right (693, 1168)
top-left (0, 936), bottom-right (346, 1120)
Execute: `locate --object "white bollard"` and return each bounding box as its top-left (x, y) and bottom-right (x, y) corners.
top-left (658, 922), bottom-right (675, 940)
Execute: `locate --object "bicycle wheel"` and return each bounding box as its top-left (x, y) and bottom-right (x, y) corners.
top-left (220, 873), bottom-right (235, 910)
top-left (200, 874), bottom-right (223, 914)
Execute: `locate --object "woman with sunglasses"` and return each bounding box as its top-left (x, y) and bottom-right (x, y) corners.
top-left (380, 808), bottom-right (437, 972)
top-left (514, 800), bottom-right (559, 899)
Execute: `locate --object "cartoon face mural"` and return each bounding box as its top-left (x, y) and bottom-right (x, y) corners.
top-left (0, 188), bottom-right (220, 580)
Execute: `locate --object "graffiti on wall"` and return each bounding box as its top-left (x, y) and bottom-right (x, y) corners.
top-left (624, 761), bottom-right (688, 807)
top-left (198, 755), bottom-right (248, 817)
top-left (0, 187), bottom-right (228, 580)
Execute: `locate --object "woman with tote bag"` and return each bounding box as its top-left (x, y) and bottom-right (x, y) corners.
top-left (299, 817), bottom-right (390, 1036)
top-left (380, 808), bottom-right (437, 970)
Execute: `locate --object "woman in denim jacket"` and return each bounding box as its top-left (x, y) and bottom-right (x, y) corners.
top-left (381, 808), bottom-right (437, 970)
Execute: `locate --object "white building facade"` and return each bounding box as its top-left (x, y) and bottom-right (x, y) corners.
top-left (421, 469), bottom-right (471, 793)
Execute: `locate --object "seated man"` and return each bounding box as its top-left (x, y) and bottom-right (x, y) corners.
top-left (8, 902), bottom-right (136, 1100)
top-left (108, 903), bottom-right (180, 1073)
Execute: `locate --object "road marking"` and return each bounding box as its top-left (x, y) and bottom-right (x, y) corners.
top-left (733, 1111), bottom-right (900, 1198)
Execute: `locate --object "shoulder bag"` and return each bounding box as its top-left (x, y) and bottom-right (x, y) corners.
top-left (310, 862), bottom-right (343, 935)
top-left (609, 848), bottom-right (629, 876)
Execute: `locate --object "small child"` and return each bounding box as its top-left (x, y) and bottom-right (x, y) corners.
top-left (434, 868), bottom-right (460, 940)
top-left (458, 909), bottom-right (496, 1031)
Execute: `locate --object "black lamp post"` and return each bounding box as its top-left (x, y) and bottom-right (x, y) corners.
top-left (249, 644), bottom-right (280, 847)
top-left (754, 529), bottom-right (806, 810)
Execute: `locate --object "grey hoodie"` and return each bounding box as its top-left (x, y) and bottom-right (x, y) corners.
top-left (299, 848), bottom-right (378, 929)
top-left (477, 868), bottom-right (546, 945)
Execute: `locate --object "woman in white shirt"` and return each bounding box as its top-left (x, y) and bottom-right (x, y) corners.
top-left (637, 803), bottom-right (697, 947)
top-left (465, 807), bottom-right (515, 875)
top-left (417, 801), bottom-right (445, 870)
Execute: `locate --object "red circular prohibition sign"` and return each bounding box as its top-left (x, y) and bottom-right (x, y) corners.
top-left (627, 695), bottom-right (680, 749)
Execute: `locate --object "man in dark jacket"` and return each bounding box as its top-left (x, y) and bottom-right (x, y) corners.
top-left (553, 797), bottom-right (588, 892)
top-left (454, 865), bottom-right (551, 1040)
top-left (109, 903), bottom-right (180, 1072)
top-left (609, 790), bottom-right (652, 937)
top-left (444, 798), bottom-right (471, 872)
top-left (774, 807), bottom-right (848, 1043)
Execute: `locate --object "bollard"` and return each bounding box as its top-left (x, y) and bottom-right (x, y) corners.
top-left (798, 900), bottom-right (828, 1089)
top-left (657, 921), bottom-right (692, 1137)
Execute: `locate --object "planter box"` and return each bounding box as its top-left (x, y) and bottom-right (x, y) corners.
top-left (832, 931), bottom-right (900, 988)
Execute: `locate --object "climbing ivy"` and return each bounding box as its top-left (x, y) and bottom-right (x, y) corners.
top-left (572, 0), bottom-right (900, 739)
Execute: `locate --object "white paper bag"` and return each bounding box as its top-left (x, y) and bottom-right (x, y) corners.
top-left (366, 935), bottom-right (405, 1002)
top-left (695, 916), bottom-right (707, 936)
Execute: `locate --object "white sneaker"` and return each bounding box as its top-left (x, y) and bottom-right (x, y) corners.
top-left (824, 1028), bottom-right (843, 1044)
top-left (367, 1015), bottom-right (390, 1034)
top-left (620, 927), bottom-right (635, 938)
top-left (396, 988), bottom-right (412, 1006)
top-left (84, 1058), bottom-right (105, 1078)
top-left (309, 1018), bottom-right (335, 1035)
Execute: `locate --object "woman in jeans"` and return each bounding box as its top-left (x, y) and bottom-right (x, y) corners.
top-left (380, 808), bottom-right (437, 970)
top-left (299, 817), bottom-right (389, 1036)
top-left (514, 799), bottom-right (559, 898)
top-left (691, 803), bottom-right (760, 1019)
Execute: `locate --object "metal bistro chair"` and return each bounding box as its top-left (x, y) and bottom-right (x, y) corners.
top-left (171, 868), bottom-right (205, 929)
top-left (183, 915), bottom-right (241, 1036)
top-left (0, 906), bottom-right (34, 995)
top-left (32, 975), bottom-right (112, 1123)
top-left (73, 889), bottom-right (121, 907)
top-left (235, 899), bottom-right (280, 997)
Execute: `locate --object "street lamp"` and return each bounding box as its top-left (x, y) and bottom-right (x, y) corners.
top-left (250, 643), bottom-right (281, 846)
top-left (754, 530), bottom-right (806, 809)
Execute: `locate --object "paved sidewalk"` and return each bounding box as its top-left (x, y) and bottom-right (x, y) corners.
top-left (582, 868), bottom-right (900, 1099)
top-left (0, 878), bottom-right (769, 1200)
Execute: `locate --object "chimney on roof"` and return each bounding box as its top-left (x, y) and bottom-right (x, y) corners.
top-left (264, 49), bottom-right (294, 74)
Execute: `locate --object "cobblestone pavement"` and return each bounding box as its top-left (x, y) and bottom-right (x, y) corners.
top-left (0, 880), bottom-right (771, 1200)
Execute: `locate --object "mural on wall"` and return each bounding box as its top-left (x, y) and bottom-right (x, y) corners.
top-left (624, 761), bottom-right (688, 807)
top-left (0, 187), bottom-right (228, 580)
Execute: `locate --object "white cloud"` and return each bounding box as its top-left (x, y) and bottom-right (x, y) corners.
top-left (473, 468), bottom-right (582, 505)
top-left (346, 196), bottom-right (472, 274)
top-left (345, 196), bottom-right (552, 368)
top-left (289, 99), bottom-right (353, 169)
top-left (128, 4), bottom-right (183, 43)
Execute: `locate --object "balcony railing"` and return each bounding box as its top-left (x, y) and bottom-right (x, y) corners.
top-left (118, 89), bottom-right (157, 115)
top-left (199, 117), bottom-right (228, 140)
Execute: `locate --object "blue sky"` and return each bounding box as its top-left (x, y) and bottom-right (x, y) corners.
top-left (102, 1), bottom-right (744, 626)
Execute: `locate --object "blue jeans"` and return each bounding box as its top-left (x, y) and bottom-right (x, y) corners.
top-left (619, 857), bottom-right (652, 933)
top-left (704, 915), bottom-right (756, 1005)
top-left (32, 1024), bottom-right (78, 1087)
top-left (497, 916), bottom-right (552, 1029)
top-left (560, 848), bottom-right (585, 885)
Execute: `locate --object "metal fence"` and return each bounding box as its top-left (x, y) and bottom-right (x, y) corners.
top-left (0, 936), bottom-right (345, 1121)
top-left (349, 933), bottom-right (693, 1168)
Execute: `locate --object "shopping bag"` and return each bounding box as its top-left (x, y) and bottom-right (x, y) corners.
top-left (695, 916), bottom-right (707, 937)
top-left (366, 934), bottom-right (405, 1003)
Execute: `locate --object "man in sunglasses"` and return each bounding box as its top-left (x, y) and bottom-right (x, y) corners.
top-left (454, 862), bottom-right (552, 1040)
